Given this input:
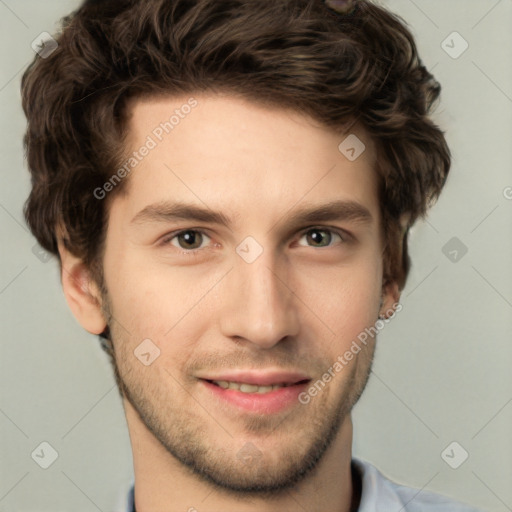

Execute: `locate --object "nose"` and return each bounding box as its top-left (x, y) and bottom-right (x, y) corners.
top-left (219, 247), bottom-right (300, 349)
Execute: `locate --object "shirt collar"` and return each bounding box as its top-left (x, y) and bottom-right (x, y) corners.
top-left (123, 457), bottom-right (393, 512)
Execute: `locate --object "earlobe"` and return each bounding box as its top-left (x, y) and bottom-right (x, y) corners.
top-left (58, 243), bottom-right (107, 335)
top-left (379, 280), bottom-right (401, 319)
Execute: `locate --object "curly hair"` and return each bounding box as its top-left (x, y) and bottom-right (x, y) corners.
top-left (21, 0), bottom-right (450, 314)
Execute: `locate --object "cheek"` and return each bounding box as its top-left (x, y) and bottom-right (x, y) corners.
top-left (102, 249), bottom-right (171, 340)
top-left (339, 283), bottom-right (381, 345)
top-left (290, 254), bottom-right (382, 356)
top-left (103, 250), bottom-right (216, 362)
top-left (295, 253), bottom-right (383, 341)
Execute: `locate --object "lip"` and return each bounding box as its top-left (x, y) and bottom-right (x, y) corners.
top-left (197, 372), bottom-right (311, 414)
top-left (196, 370), bottom-right (310, 387)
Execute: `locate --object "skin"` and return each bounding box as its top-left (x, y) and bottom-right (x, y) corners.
top-left (59, 92), bottom-right (400, 512)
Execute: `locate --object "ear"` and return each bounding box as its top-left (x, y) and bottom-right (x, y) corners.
top-left (58, 242), bottom-right (107, 335)
top-left (379, 280), bottom-right (401, 319)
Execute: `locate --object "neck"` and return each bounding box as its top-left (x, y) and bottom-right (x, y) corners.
top-left (124, 400), bottom-right (357, 512)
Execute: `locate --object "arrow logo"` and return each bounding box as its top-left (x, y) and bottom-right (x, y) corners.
top-left (441, 441), bottom-right (468, 469)
top-left (134, 339), bottom-right (161, 365)
top-left (31, 31), bottom-right (59, 59)
top-left (441, 31), bottom-right (468, 59)
top-left (338, 134), bottom-right (365, 161)
top-left (237, 442), bottom-right (262, 465)
top-left (236, 236), bottom-right (263, 263)
top-left (442, 237), bottom-right (468, 263)
top-left (31, 441), bottom-right (59, 469)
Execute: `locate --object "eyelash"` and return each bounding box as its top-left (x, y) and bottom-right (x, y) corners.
top-left (159, 227), bottom-right (349, 255)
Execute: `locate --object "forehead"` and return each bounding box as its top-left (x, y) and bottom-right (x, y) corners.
top-left (113, 92), bottom-right (379, 228)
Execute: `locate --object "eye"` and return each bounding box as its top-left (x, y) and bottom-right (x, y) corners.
top-left (160, 226), bottom-right (348, 254)
top-left (297, 227), bottom-right (345, 248)
top-left (162, 229), bottom-right (212, 251)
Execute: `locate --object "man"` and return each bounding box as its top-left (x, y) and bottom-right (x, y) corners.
top-left (21, 0), bottom-right (484, 510)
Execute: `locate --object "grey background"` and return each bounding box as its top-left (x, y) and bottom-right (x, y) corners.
top-left (1, 0), bottom-right (511, 511)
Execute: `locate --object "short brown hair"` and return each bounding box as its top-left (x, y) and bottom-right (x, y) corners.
top-left (21, 0), bottom-right (449, 297)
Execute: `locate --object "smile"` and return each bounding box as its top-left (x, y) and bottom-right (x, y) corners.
top-left (209, 380), bottom-right (298, 393)
top-left (199, 378), bottom-right (311, 414)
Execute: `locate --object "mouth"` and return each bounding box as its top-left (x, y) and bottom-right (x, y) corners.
top-left (204, 378), bottom-right (310, 394)
top-left (198, 374), bottom-right (311, 414)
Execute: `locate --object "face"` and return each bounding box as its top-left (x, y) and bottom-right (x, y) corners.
top-left (99, 93), bottom-right (391, 496)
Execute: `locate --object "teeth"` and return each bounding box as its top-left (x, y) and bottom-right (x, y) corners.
top-left (211, 380), bottom-right (290, 393)
top-left (255, 385), bottom-right (274, 394)
top-left (239, 383), bottom-right (259, 393)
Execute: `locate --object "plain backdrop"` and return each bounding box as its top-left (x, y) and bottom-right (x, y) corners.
top-left (1, 1), bottom-right (511, 511)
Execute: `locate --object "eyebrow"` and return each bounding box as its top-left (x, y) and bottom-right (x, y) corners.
top-left (130, 199), bottom-right (373, 232)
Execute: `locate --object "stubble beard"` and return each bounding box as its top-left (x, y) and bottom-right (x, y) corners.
top-left (108, 327), bottom-right (375, 499)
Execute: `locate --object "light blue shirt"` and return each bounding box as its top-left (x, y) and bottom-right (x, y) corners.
top-left (115, 457), bottom-right (484, 511)
top-left (352, 458), bottom-right (484, 511)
